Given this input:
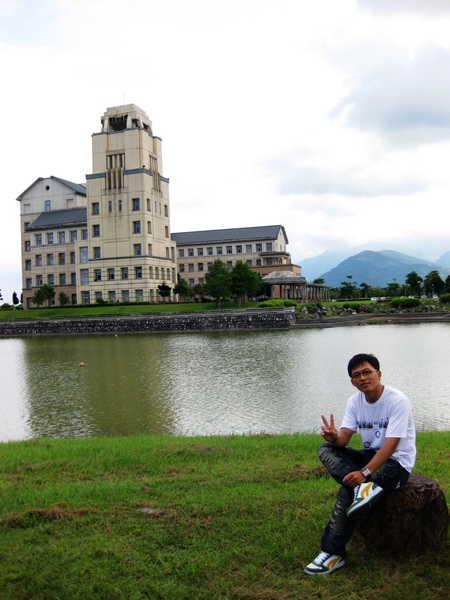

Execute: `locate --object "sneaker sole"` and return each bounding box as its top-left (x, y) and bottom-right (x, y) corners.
top-left (303, 559), bottom-right (345, 576)
top-left (346, 488), bottom-right (383, 519)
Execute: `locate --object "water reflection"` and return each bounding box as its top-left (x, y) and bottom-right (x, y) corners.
top-left (0, 323), bottom-right (449, 441)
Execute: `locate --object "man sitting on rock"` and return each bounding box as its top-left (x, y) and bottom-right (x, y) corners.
top-left (304, 353), bottom-right (416, 576)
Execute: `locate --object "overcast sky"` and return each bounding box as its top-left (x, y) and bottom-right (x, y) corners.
top-left (2, 0), bottom-right (450, 302)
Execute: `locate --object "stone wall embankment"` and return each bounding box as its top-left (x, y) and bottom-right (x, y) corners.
top-left (0, 309), bottom-right (296, 337)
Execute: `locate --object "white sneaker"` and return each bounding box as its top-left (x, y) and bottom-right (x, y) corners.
top-left (346, 481), bottom-right (384, 519)
top-left (304, 551), bottom-right (345, 576)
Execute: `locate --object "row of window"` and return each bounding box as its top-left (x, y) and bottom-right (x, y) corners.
top-left (80, 289), bottom-right (155, 304)
top-left (25, 230), bottom-right (87, 249)
top-left (178, 242), bottom-right (273, 258)
top-left (179, 259), bottom-right (255, 273)
top-left (25, 252), bottom-right (76, 269)
top-left (91, 198), bottom-right (168, 216)
top-left (26, 265), bottom-right (175, 289)
top-left (91, 222), bottom-right (169, 238)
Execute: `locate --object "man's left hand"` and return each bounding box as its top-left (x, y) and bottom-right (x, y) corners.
top-left (343, 470), bottom-right (366, 488)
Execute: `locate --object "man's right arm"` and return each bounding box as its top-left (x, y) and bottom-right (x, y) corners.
top-left (321, 414), bottom-right (353, 447)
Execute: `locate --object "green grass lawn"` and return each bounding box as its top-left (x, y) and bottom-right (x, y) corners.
top-left (0, 432), bottom-right (448, 599)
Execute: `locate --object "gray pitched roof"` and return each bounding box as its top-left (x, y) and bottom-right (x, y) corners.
top-left (171, 225), bottom-right (288, 245)
top-left (26, 208), bottom-right (87, 230)
top-left (16, 176), bottom-right (86, 201)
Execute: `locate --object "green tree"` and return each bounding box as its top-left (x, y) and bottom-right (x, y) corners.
top-left (192, 283), bottom-right (206, 300)
top-left (313, 278), bottom-right (325, 284)
top-left (443, 275), bottom-right (450, 294)
top-left (340, 275), bottom-right (357, 299)
top-left (173, 279), bottom-right (191, 301)
top-left (157, 281), bottom-right (172, 302)
top-left (359, 282), bottom-right (371, 298)
top-left (230, 261), bottom-right (263, 306)
top-left (405, 271), bottom-right (423, 296)
top-left (12, 292), bottom-right (20, 306)
top-left (0, 289), bottom-right (2, 302)
top-left (204, 259), bottom-right (232, 308)
top-left (32, 284), bottom-right (55, 308)
top-left (423, 270), bottom-right (444, 297)
top-left (58, 291), bottom-right (70, 306)
top-left (386, 281), bottom-right (402, 297)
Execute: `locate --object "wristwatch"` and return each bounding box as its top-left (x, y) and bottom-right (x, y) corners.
top-left (361, 467), bottom-right (371, 478)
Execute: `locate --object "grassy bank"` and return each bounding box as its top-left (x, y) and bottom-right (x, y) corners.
top-left (1, 432), bottom-right (449, 599)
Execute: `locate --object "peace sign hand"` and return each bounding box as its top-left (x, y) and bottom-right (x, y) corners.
top-left (320, 414), bottom-right (338, 443)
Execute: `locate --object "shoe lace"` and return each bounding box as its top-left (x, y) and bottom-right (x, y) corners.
top-left (315, 551), bottom-right (330, 565)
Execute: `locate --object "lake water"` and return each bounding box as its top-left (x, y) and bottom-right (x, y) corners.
top-left (1, 323), bottom-right (449, 442)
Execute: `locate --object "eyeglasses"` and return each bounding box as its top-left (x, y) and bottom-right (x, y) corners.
top-left (351, 369), bottom-right (378, 380)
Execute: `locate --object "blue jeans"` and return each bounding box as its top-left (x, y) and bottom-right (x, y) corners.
top-left (317, 442), bottom-right (410, 556)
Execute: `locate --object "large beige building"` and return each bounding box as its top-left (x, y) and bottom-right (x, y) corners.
top-left (17, 104), bottom-right (176, 307)
top-left (17, 103), bottom-right (327, 307)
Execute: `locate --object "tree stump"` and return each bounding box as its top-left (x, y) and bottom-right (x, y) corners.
top-left (353, 474), bottom-right (449, 556)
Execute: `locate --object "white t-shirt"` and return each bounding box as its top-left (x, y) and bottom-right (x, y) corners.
top-left (340, 385), bottom-right (416, 472)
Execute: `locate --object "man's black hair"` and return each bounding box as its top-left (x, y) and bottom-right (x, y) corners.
top-left (347, 353), bottom-right (380, 377)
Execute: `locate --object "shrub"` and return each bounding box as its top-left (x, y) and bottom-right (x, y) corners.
top-left (439, 293), bottom-right (450, 304)
top-left (343, 302), bottom-right (361, 312)
top-left (259, 299), bottom-right (285, 308)
top-left (390, 297), bottom-right (421, 309)
top-left (283, 300), bottom-right (297, 307)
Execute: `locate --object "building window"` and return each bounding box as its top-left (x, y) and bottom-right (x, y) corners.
top-left (226, 246), bottom-right (232, 254)
top-left (108, 291), bottom-right (116, 303)
top-left (25, 259), bottom-right (31, 270)
top-left (178, 249), bottom-right (185, 258)
top-left (58, 231), bottom-right (66, 244)
top-left (94, 247), bottom-right (101, 259)
top-left (256, 259), bottom-right (262, 266)
top-left (246, 244), bottom-right (252, 252)
top-left (36, 275), bottom-right (43, 286)
top-left (236, 245), bottom-right (242, 254)
top-left (165, 226), bottom-right (169, 238)
top-left (164, 204), bottom-right (168, 217)
top-left (179, 264), bottom-right (185, 273)
top-left (147, 198), bottom-right (151, 211)
top-left (92, 202), bottom-right (99, 215)
top-left (106, 154), bottom-right (125, 189)
top-left (134, 244), bottom-right (141, 256)
top-left (108, 268), bottom-right (115, 280)
top-left (59, 273), bottom-right (66, 285)
top-left (26, 278), bottom-right (32, 289)
top-left (216, 246), bottom-right (223, 255)
top-left (44, 200), bottom-right (51, 211)
top-left (71, 272), bottom-right (76, 285)
top-left (122, 290), bottom-right (129, 302)
top-left (93, 224), bottom-right (100, 237)
top-left (35, 255), bottom-right (42, 267)
top-left (197, 248), bottom-right (204, 256)
top-left (80, 247), bottom-right (88, 263)
top-left (247, 259), bottom-right (252, 266)
top-left (132, 198), bottom-right (140, 211)
top-left (70, 251), bottom-right (76, 264)
top-left (198, 277), bottom-right (204, 285)
top-left (226, 261), bottom-right (232, 269)
top-left (94, 269), bottom-right (102, 281)
top-left (133, 221), bottom-right (141, 234)
top-left (135, 266), bottom-right (143, 279)
top-left (80, 269), bottom-right (89, 285)
top-left (95, 291), bottom-right (102, 302)
top-left (266, 243), bottom-right (273, 251)
top-left (207, 262), bottom-right (213, 270)
top-left (198, 263), bottom-right (204, 271)
top-left (188, 278), bottom-right (194, 287)
top-left (25, 240), bottom-right (31, 251)
top-left (47, 232), bottom-right (54, 244)
top-left (121, 267), bottom-right (128, 280)
top-left (71, 293), bottom-right (77, 304)
top-left (35, 234), bottom-right (42, 246)
top-left (188, 248), bottom-right (194, 257)
top-left (82, 229), bottom-right (88, 240)
top-left (47, 254), bottom-right (54, 266)
top-left (207, 247), bottom-right (213, 255)
top-left (70, 230), bottom-right (77, 242)
top-left (266, 258), bottom-right (273, 265)
top-left (118, 200), bottom-right (122, 212)
top-left (256, 243), bottom-right (262, 252)
top-left (108, 201), bottom-right (112, 213)
top-left (147, 221), bottom-right (152, 234)
top-left (81, 291), bottom-right (90, 304)
top-left (136, 289), bottom-right (143, 301)
top-left (188, 263), bottom-right (194, 272)
top-left (48, 274), bottom-right (54, 285)
top-left (58, 253), bottom-right (66, 265)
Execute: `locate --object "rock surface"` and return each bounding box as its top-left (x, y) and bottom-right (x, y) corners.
top-left (354, 474), bottom-right (449, 556)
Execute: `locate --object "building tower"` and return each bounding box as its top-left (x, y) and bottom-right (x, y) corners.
top-left (84, 104), bottom-right (175, 304)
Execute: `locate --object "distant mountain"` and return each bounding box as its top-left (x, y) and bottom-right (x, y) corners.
top-left (436, 251), bottom-right (450, 268)
top-left (318, 250), bottom-right (449, 288)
